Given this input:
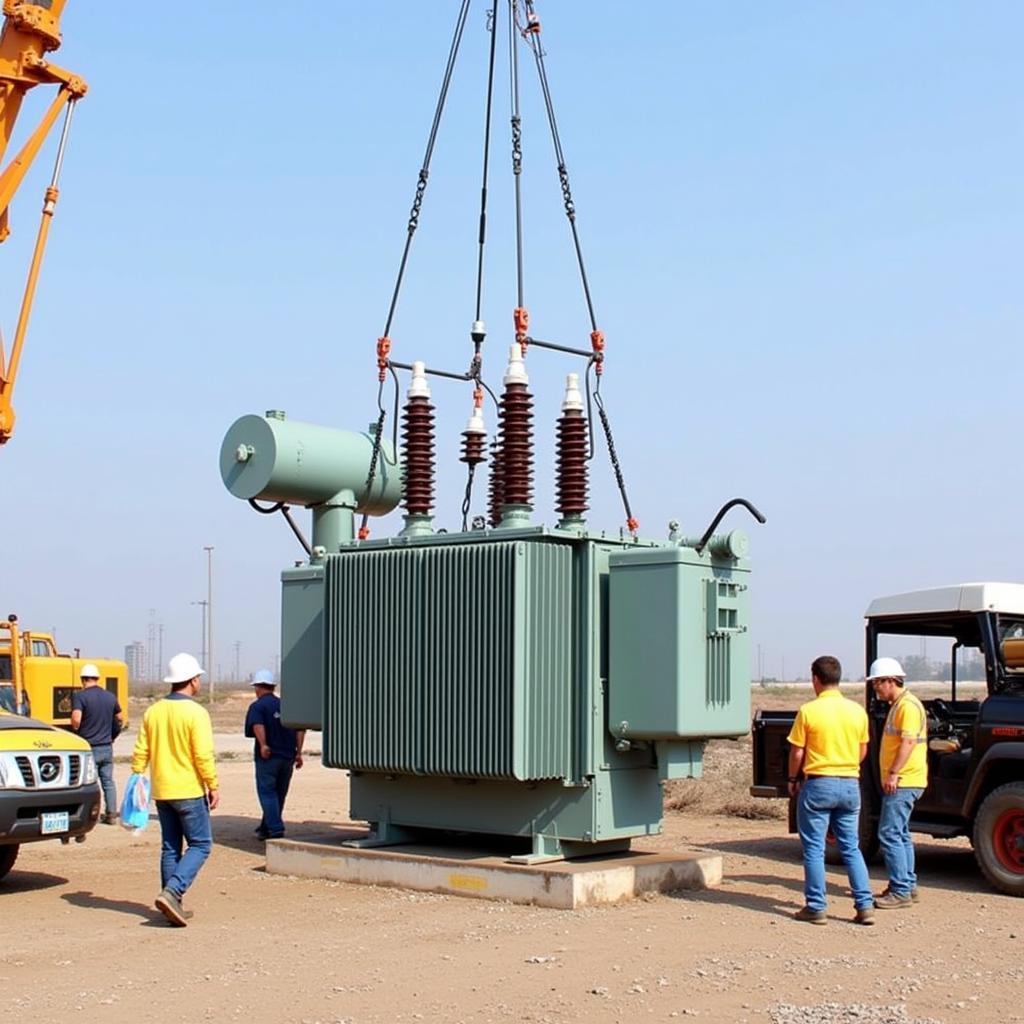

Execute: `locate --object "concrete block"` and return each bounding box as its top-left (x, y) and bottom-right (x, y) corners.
top-left (264, 831), bottom-right (722, 909)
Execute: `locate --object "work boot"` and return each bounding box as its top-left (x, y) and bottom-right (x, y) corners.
top-left (793, 906), bottom-right (827, 925)
top-left (874, 891), bottom-right (913, 910)
top-left (101, 812), bottom-right (119, 826)
top-left (155, 888), bottom-right (188, 927)
top-left (878, 884), bottom-right (919, 904)
top-left (854, 906), bottom-right (875, 926)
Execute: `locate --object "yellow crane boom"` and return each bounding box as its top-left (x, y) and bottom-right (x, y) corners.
top-left (0, 0), bottom-right (85, 445)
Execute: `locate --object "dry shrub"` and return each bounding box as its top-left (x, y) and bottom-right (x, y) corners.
top-left (664, 737), bottom-right (787, 821)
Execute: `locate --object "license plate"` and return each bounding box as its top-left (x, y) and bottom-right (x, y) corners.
top-left (40, 811), bottom-right (69, 835)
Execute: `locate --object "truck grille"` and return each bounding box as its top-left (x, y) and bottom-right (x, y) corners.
top-left (15, 755), bottom-right (34, 787)
top-left (8, 752), bottom-right (83, 789)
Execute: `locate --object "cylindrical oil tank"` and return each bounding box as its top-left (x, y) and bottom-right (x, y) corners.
top-left (220, 412), bottom-right (402, 514)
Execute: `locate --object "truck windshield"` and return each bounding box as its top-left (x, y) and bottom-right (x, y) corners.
top-left (0, 685), bottom-right (15, 714)
top-left (875, 634), bottom-right (985, 689)
top-left (0, 653), bottom-right (10, 682)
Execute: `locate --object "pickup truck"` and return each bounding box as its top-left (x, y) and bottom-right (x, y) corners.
top-left (752, 583), bottom-right (1024, 897)
top-left (0, 708), bottom-right (101, 880)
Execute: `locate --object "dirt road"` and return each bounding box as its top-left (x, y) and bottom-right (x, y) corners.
top-left (3, 748), bottom-right (1021, 1024)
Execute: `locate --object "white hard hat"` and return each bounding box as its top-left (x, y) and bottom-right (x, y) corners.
top-left (867, 656), bottom-right (906, 681)
top-left (251, 668), bottom-right (276, 687)
top-left (164, 652), bottom-right (205, 685)
top-left (80, 663), bottom-right (100, 679)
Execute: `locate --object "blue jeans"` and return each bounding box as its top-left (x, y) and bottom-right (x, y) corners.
top-left (91, 744), bottom-right (116, 815)
top-left (156, 797), bottom-right (213, 898)
top-left (797, 776), bottom-right (874, 912)
top-left (255, 756), bottom-right (294, 837)
top-left (878, 787), bottom-right (923, 897)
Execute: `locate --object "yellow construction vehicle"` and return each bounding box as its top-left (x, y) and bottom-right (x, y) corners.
top-left (0, 615), bottom-right (127, 726)
top-left (0, 0), bottom-right (85, 444)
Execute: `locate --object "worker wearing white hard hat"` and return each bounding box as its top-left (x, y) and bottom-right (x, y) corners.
top-left (244, 668), bottom-right (305, 840)
top-left (868, 656), bottom-right (928, 909)
top-left (70, 662), bottom-right (125, 824)
top-left (130, 652), bottom-right (219, 927)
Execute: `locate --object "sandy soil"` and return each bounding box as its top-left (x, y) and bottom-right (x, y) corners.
top-left (3, 733), bottom-right (1022, 1024)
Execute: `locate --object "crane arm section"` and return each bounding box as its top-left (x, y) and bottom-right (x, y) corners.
top-left (0, 0), bottom-right (85, 445)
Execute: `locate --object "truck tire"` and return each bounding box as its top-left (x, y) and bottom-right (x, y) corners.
top-left (973, 782), bottom-right (1024, 897)
top-left (0, 844), bottom-right (19, 882)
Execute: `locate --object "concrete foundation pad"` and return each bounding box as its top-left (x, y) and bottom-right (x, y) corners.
top-left (265, 830), bottom-right (722, 909)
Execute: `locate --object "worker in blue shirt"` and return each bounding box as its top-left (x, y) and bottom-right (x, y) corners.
top-left (243, 669), bottom-right (305, 839)
top-left (71, 664), bottom-right (126, 824)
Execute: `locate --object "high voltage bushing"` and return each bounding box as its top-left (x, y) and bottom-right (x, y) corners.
top-left (401, 362), bottom-right (435, 519)
top-left (460, 394), bottom-right (487, 468)
top-left (556, 373), bottom-right (588, 524)
top-left (497, 344), bottom-right (534, 521)
top-left (487, 437), bottom-right (504, 528)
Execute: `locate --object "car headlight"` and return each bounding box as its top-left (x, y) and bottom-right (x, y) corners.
top-left (82, 752), bottom-right (97, 785)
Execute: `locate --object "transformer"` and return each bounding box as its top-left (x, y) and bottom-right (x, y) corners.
top-left (221, 408), bottom-right (755, 862)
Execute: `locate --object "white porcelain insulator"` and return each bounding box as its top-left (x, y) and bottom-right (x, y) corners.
top-left (561, 372), bottom-right (584, 413)
top-left (408, 360), bottom-right (431, 399)
top-left (503, 343), bottom-right (529, 387)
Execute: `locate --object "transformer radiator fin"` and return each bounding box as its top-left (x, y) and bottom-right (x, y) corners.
top-left (323, 541), bottom-right (573, 781)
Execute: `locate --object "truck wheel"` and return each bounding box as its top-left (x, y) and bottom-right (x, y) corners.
top-left (0, 844), bottom-right (19, 882)
top-left (973, 782), bottom-right (1024, 897)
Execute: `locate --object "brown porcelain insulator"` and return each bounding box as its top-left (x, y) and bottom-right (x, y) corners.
top-left (460, 429), bottom-right (487, 467)
top-left (498, 383), bottom-right (534, 509)
top-left (487, 437), bottom-right (504, 527)
top-left (556, 411), bottom-right (589, 517)
top-left (401, 395), bottom-right (435, 516)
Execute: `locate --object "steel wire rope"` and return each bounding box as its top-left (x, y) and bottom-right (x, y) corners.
top-left (508, 0), bottom-right (526, 311)
top-left (359, 0), bottom-right (474, 540)
top-left (462, 0), bottom-right (502, 530)
top-left (474, 1), bottom-right (501, 326)
top-left (520, 0), bottom-right (637, 530)
top-left (520, 0), bottom-right (597, 332)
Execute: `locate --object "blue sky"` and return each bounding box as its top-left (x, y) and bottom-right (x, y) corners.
top-left (2, 2), bottom-right (1020, 682)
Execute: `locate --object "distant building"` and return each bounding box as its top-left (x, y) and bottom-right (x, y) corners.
top-left (124, 641), bottom-right (146, 684)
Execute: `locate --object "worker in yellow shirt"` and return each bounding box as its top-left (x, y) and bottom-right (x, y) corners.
top-left (787, 655), bottom-right (874, 925)
top-left (131, 652), bottom-right (219, 927)
top-left (867, 657), bottom-right (928, 909)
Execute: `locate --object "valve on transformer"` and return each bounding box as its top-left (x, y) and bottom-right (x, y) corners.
top-left (400, 361), bottom-right (436, 537)
top-left (496, 343), bottom-right (534, 528)
top-left (556, 373), bottom-right (588, 529)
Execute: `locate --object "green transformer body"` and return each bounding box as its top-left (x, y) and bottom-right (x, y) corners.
top-left (279, 525), bottom-right (751, 861)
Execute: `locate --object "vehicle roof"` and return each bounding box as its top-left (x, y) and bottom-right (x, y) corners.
top-left (866, 583), bottom-right (1024, 619)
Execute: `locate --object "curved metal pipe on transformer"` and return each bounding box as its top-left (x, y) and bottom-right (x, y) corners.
top-left (693, 498), bottom-right (767, 556)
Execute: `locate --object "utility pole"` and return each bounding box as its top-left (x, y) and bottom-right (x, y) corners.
top-left (233, 640), bottom-right (241, 682)
top-left (190, 600), bottom-right (208, 671)
top-left (204, 545), bottom-right (215, 703)
top-left (147, 608), bottom-right (157, 683)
